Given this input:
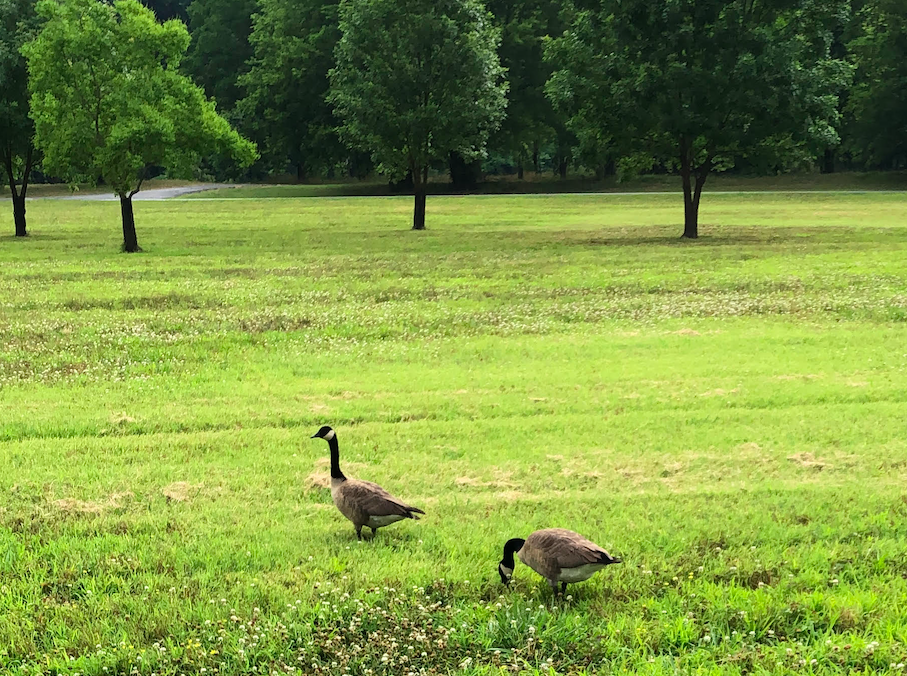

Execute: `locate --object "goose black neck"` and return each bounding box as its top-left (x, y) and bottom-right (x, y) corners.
top-left (502, 538), bottom-right (525, 568)
top-left (328, 437), bottom-right (345, 480)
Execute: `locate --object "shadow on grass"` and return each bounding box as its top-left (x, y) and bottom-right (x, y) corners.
top-left (571, 225), bottom-right (907, 249)
top-left (204, 170), bottom-right (907, 199)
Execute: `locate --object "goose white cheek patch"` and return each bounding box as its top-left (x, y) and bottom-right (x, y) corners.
top-left (324, 429), bottom-right (336, 441)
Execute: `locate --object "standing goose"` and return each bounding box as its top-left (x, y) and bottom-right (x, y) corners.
top-left (498, 528), bottom-right (621, 595)
top-left (310, 425), bottom-right (425, 540)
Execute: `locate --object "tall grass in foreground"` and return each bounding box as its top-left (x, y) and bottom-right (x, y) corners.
top-left (0, 192), bottom-right (906, 674)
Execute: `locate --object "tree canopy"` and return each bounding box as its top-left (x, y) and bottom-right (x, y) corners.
top-left (184, 0), bottom-right (256, 113)
top-left (486, 0), bottom-right (565, 177)
top-left (24, 0), bottom-right (257, 252)
top-left (846, 0), bottom-right (907, 168)
top-left (238, 0), bottom-right (343, 179)
top-left (329, 0), bottom-right (507, 229)
top-left (547, 0), bottom-right (852, 237)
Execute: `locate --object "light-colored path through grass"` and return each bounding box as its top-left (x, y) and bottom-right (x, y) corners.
top-left (47, 183), bottom-right (244, 201)
top-left (0, 192), bottom-right (906, 675)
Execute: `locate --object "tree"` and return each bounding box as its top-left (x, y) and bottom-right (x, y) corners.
top-left (24, 0), bottom-right (257, 252)
top-left (485, 0), bottom-right (564, 178)
top-left (184, 0), bottom-right (257, 113)
top-left (238, 0), bottom-right (344, 179)
top-left (547, 0), bottom-right (850, 238)
top-left (846, 0), bottom-right (907, 169)
top-left (0, 0), bottom-right (38, 237)
top-left (329, 0), bottom-right (507, 229)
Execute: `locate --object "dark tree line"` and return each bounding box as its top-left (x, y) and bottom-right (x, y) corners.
top-left (173, 0), bottom-right (901, 233)
top-left (3, 0), bottom-right (906, 237)
top-left (170, 0), bottom-right (904, 177)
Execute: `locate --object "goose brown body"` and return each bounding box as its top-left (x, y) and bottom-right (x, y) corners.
top-left (312, 426), bottom-right (424, 539)
top-left (500, 528), bottom-right (621, 594)
top-left (331, 477), bottom-right (424, 536)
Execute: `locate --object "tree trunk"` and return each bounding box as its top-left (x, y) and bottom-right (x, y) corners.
top-left (13, 194), bottom-right (27, 237)
top-left (413, 190), bottom-right (426, 230)
top-left (532, 142), bottom-right (540, 174)
top-left (822, 148), bottom-right (835, 174)
top-left (692, 170), bottom-right (708, 236)
top-left (4, 145), bottom-right (31, 237)
top-left (680, 175), bottom-right (701, 239)
top-left (558, 157), bottom-right (568, 179)
top-left (119, 194), bottom-right (141, 252)
top-left (412, 165), bottom-right (427, 230)
top-left (680, 146), bottom-right (710, 239)
top-left (680, 146), bottom-right (698, 239)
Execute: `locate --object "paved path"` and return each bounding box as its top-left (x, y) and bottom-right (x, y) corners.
top-left (50, 184), bottom-right (240, 201)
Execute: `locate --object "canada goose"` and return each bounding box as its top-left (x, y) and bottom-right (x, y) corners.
top-left (310, 425), bottom-right (425, 540)
top-left (498, 528), bottom-right (621, 595)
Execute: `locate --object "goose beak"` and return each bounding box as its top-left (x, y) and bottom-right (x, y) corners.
top-left (310, 433), bottom-right (320, 438)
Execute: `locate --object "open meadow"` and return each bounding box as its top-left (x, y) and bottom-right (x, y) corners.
top-left (1, 191), bottom-right (907, 675)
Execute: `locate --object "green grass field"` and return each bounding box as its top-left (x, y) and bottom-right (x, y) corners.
top-left (1, 191), bottom-right (906, 675)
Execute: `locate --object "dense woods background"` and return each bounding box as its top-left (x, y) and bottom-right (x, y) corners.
top-left (3, 0), bottom-right (906, 196)
top-left (153, 0), bottom-right (905, 180)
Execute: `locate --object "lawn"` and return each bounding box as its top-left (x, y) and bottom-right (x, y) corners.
top-left (1, 191), bottom-right (906, 675)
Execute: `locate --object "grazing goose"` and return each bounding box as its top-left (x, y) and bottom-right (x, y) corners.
top-left (310, 425), bottom-right (425, 540)
top-left (498, 528), bottom-right (621, 595)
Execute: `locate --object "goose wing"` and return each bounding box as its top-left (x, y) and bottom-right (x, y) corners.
top-left (528, 528), bottom-right (616, 569)
top-left (343, 479), bottom-right (424, 518)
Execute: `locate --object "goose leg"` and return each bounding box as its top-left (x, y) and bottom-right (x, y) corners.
top-left (560, 582), bottom-right (567, 596)
top-left (371, 527), bottom-right (378, 538)
top-left (355, 525), bottom-right (363, 540)
top-left (548, 579), bottom-right (559, 596)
